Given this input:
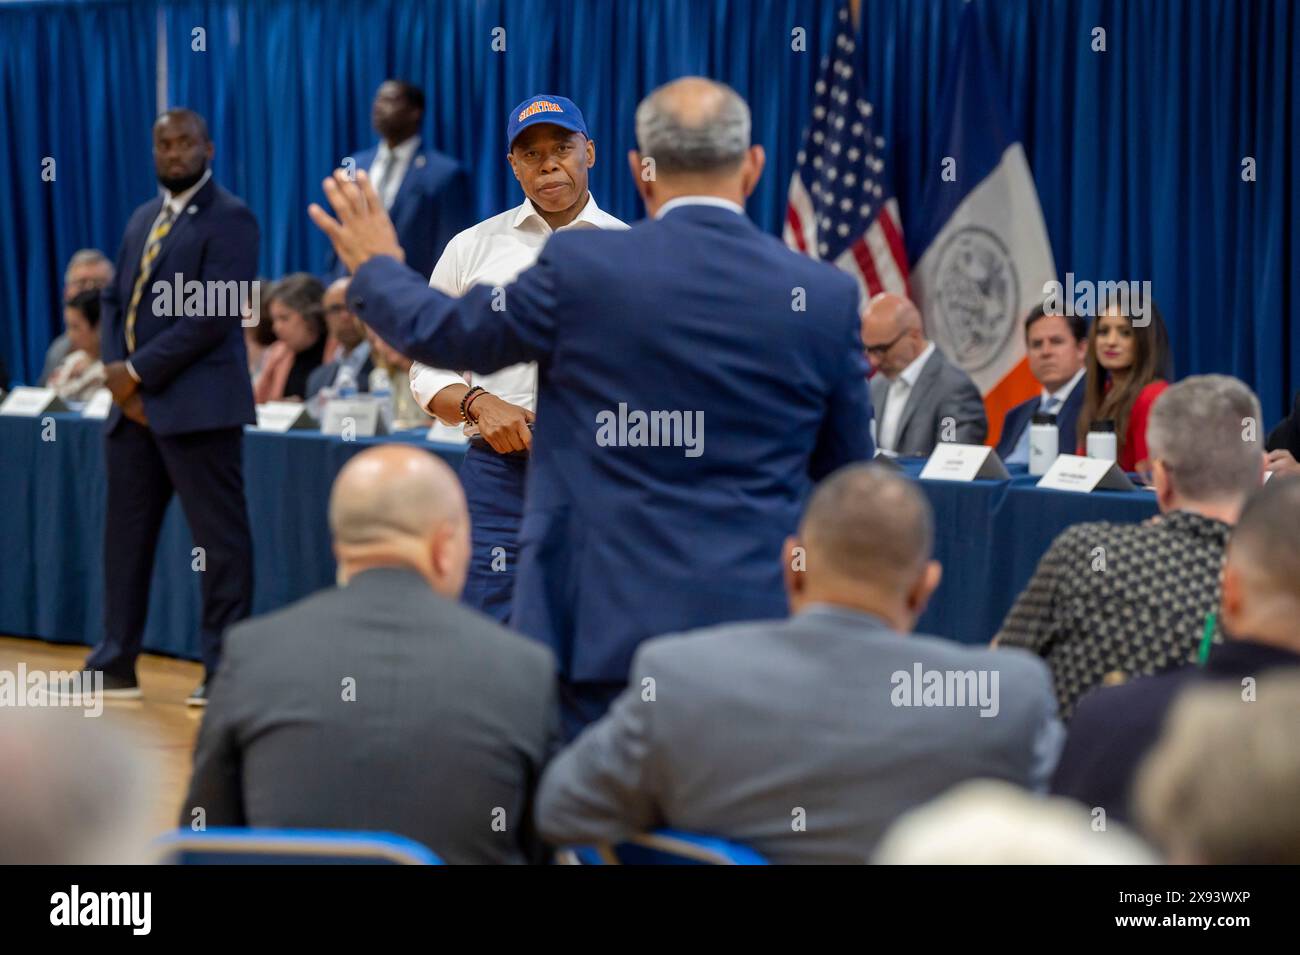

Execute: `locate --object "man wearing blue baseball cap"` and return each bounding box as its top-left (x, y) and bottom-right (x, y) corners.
top-left (312, 78), bottom-right (873, 739)
top-left (408, 94), bottom-right (626, 625)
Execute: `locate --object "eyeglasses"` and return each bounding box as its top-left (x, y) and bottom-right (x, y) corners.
top-left (864, 330), bottom-right (907, 357)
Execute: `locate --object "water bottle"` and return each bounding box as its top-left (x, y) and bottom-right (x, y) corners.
top-left (1086, 419), bottom-right (1118, 463)
top-left (334, 364), bottom-right (358, 400)
top-left (368, 367), bottom-right (394, 432)
top-left (1028, 411), bottom-right (1059, 476)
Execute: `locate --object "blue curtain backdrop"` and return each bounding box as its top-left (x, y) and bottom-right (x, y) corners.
top-left (1, 0), bottom-right (1296, 425)
top-left (0, 0), bottom-right (157, 387)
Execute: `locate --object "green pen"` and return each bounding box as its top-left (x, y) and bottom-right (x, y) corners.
top-left (1198, 612), bottom-right (1216, 665)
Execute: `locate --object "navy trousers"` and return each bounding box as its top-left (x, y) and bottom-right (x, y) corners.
top-left (459, 443), bottom-right (528, 624)
top-left (558, 680), bottom-right (628, 742)
top-left (87, 419), bottom-right (253, 680)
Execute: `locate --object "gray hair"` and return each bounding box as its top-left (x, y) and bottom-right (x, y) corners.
top-left (64, 248), bottom-right (113, 281)
top-left (263, 272), bottom-right (326, 336)
top-left (874, 780), bottom-right (1156, 864)
top-left (0, 709), bottom-right (157, 863)
top-left (801, 463), bottom-right (933, 590)
top-left (634, 77), bottom-right (751, 176)
top-left (1145, 374), bottom-right (1262, 502)
top-left (1136, 672), bottom-right (1300, 864)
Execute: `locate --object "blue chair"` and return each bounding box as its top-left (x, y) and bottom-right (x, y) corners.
top-left (558, 829), bottom-right (767, 865)
top-left (153, 828), bottom-right (443, 865)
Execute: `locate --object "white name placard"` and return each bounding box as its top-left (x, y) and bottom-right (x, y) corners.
top-left (254, 401), bottom-right (314, 432)
top-left (81, 389), bottom-right (114, 419)
top-left (0, 387), bottom-right (68, 417)
top-left (1036, 453), bottom-right (1136, 492)
top-left (919, 443), bottom-right (1010, 482)
top-left (320, 398), bottom-right (385, 438)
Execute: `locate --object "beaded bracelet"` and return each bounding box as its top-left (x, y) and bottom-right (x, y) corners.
top-left (459, 385), bottom-right (485, 422)
top-left (463, 389), bottom-right (489, 423)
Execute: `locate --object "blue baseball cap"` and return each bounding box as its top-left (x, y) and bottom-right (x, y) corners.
top-left (507, 94), bottom-right (588, 149)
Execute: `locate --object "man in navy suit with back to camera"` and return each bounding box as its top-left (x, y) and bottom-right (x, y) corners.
top-left (334, 80), bottom-right (472, 280)
top-left (84, 108), bottom-right (259, 705)
top-left (993, 305), bottom-right (1087, 466)
top-left (311, 77), bottom-right (875, 737)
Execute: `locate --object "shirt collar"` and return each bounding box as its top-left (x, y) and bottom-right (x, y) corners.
top-left (511, 192), bottom-right (608, 234)
top-left (655, 195), bottom-right (746, 219)
top-left (161, 167), bottom-right (212, 216)
top-left (377, 135), bottom-right (420, 163)
top-left (896, 341), bottom-right (936, 388)
top-left (1206, 638), bottom-right (1300, 676)
top-left (340, 339), bottom-right (371, 365)
top-left (1043, 367), bottom-right (1086, 405)
top-left (796, 602), bottom-right (898, 634)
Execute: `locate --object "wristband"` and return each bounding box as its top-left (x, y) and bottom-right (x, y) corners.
top-left (459, 385), bottom-right (485, 422)
top-left (464, 389), bottom-right (489, 423)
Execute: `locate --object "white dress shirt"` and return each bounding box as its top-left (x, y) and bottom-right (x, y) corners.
top-left (409, 193), bottom-right (628, 426)
top-left (369, 135), bottom-right (420, 210)
top-left (126, 168), bottom-right (214, 381)
top-left (878, 340), bottom-right (936, 452)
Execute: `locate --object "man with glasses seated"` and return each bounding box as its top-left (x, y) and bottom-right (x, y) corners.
top-left (306, 276), bottom-right (374, 418)
top-left (862, 292), bottom-right (986, 456)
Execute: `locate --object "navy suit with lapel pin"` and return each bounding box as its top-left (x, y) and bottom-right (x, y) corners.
top-left (89, 173), bottom-right (259, 684)
top-left (331, 145), bottom-right (472, 281)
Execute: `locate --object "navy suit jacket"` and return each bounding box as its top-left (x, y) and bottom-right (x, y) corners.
top-left (305, 354), bottom-right (373, 400)
top-left (349, 204), bottom-right (875, 682)
top-left (338, 145), bottom-right (471, 280)
top-left (101, 178), bottom-right (259, 436)
top-left (993, 378), bottom-right (1084, 462)
top-left (1051, 640), bottom-right (1300, 824)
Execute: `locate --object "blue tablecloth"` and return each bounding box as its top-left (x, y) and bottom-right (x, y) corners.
top-left (0, 413), bottom-right (466, 659)
top-left (896, 459), bottom-right (1159, 644)
top-left (0, 414), bottom-right (1157, 656)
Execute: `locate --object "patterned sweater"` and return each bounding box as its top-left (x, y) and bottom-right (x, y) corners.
top-left (996, 510), bottom-right (1230, 719)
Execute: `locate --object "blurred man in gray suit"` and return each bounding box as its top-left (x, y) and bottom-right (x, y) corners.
top-left (864, 292), bottom-right (987, 455)
top-left (182, 446), bottom-right (559, 864)
top-left (535, 465), bottom-right (1061, 863)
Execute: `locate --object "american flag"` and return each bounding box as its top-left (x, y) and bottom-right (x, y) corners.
top-left (784, 2), bottom-right (909, 300)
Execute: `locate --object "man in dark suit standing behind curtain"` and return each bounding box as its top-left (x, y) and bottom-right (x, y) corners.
top-left (84, 109), bottom-right (259, 705)
top-left (334, 80), bottom-right (471, 281)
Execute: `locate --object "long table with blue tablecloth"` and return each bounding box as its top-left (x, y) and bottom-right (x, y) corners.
top-left (0, 413), bottom-right (1158, 657)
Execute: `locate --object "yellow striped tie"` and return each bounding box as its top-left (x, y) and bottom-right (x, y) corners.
top-left (125, 205), bottom-right (178, 352)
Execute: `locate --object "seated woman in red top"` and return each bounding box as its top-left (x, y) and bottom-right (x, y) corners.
top-left (1075, 300), bottom-right (1172, 473)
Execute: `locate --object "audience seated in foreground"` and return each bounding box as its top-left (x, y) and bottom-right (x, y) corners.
top-left (0, 708), bottom-right (157, 864)
top-left (1053, 475), bottom-right (1300, 824)
top-left (182, 445), bottom-right (559, 864)
top-left (1135, 672), bottom-right (1300, 865)
top-left (535, 464), bottom-right (1062, 863)
top-left (996, 375), bottom-right (1264, 718)
top-left (873, 780), bottom-right (1155, 865)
